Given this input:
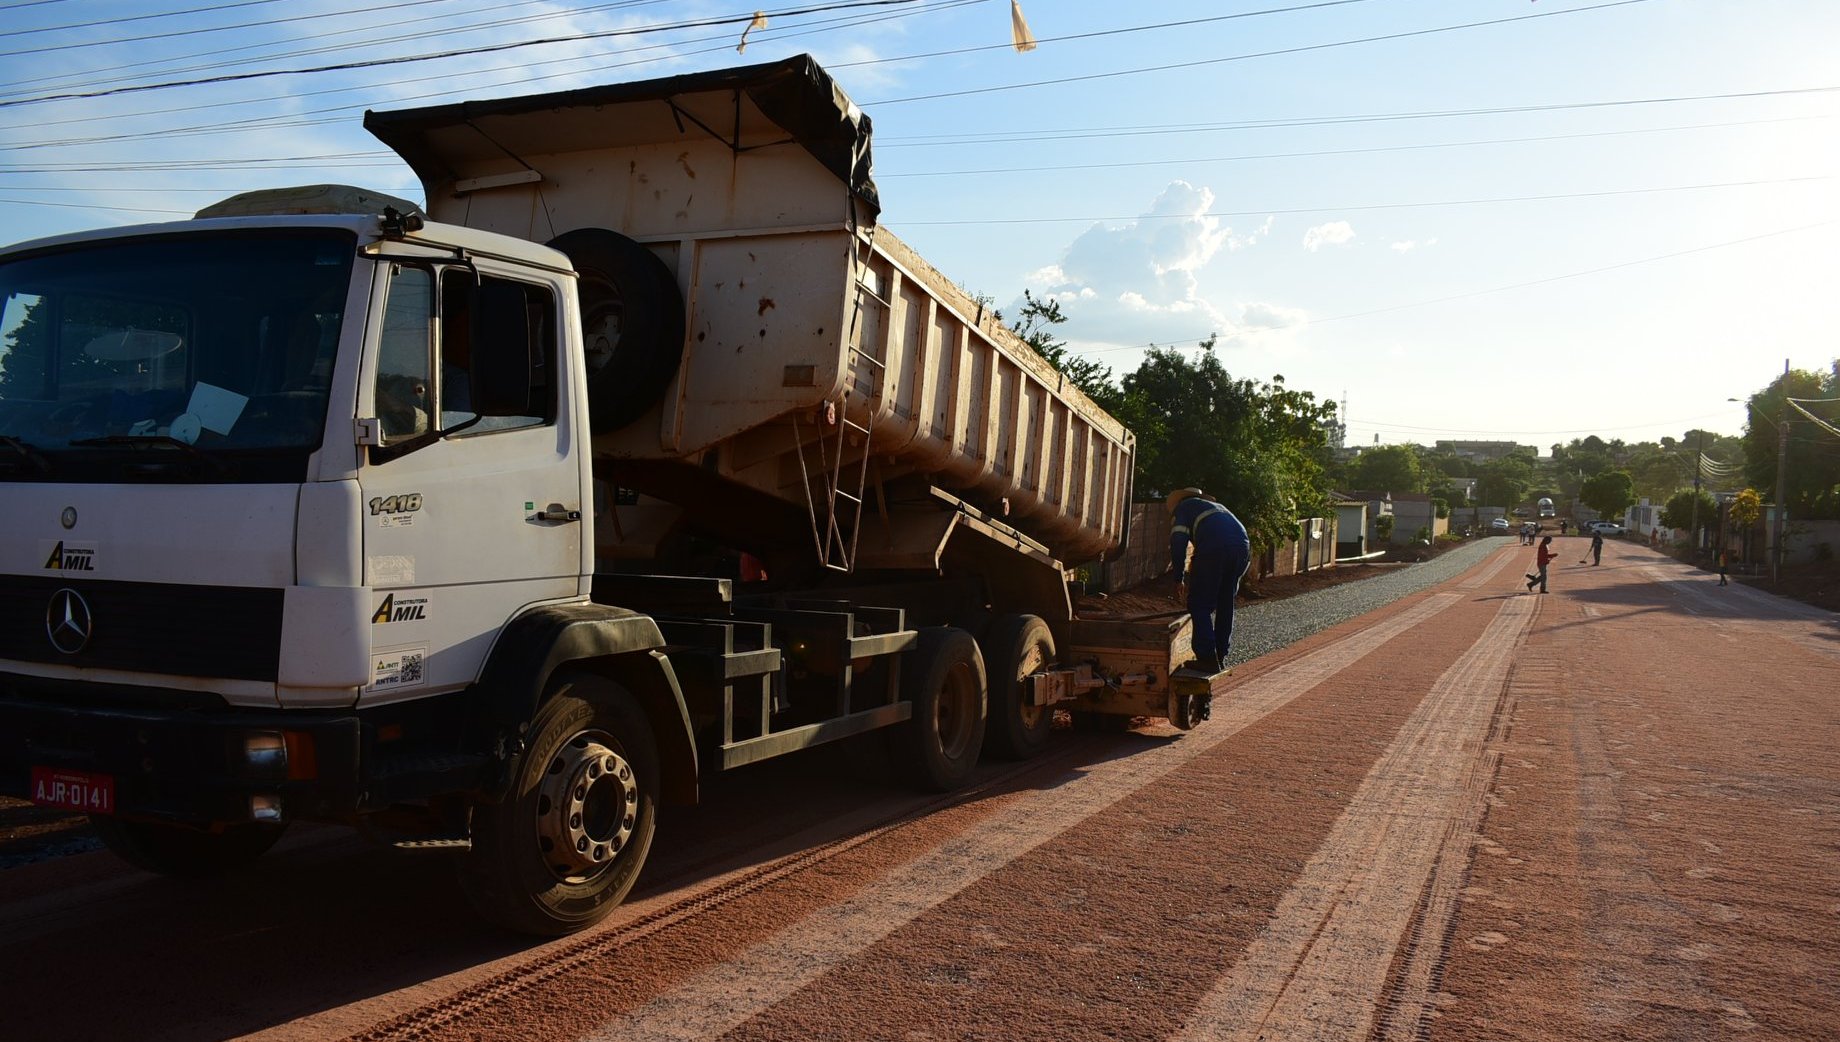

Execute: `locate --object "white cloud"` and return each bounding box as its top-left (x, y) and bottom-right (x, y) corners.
top-left (1390, 237), bottom-right (1437, 253)
top-left (1011, 180), bottom-right (1251, 345)
top-left (1239, 302), bottom-right (1307, 330)
top-left (1302, 221), bottom-right (1355, 252)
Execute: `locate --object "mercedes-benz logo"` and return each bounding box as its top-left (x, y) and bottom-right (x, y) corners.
top-left (46, 588), bottom-right (93, 655)
top-left (60, 506), bottom-right (78, 529)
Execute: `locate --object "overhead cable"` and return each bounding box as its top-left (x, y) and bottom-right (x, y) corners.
top-left (0, 0), bottom-right (921, 109)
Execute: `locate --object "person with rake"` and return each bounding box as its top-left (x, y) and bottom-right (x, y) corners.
top-left (1526, 534), bottom-right (1558, 593)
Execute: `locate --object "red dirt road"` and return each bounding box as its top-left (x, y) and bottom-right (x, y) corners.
top-left (2, 538), bottom-right (1834, 1041)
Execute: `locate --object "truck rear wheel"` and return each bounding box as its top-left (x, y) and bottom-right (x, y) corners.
top-left (896, 627), bottom-right (987, 791)
top-left (545, 228), bottom-right (685, 431)
top-left (90, 817), bottom-right (286, 877)
top-left (460, 671), bottom-right (659, 935)
top-left (980, 614), bottom-right (1056, 760)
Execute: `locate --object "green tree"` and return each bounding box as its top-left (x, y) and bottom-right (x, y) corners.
top-left (1658, 488), bottom-right (1716, 532)
top-left (1730, 487), bottom-right (1763, 561)
top-left (1345, 443), bottom-right (1423, 494)
top-left (1475, 454), bottom-right (1534, 510)
top-left (1580, 469), bottom-right (1637, 518)
top-left (1005, 289), bottom-right (1117, 408)
top-left (1739, 365), bottom-right (1840, 520)
top-left (1110, 341), bottom-right (1336, 552)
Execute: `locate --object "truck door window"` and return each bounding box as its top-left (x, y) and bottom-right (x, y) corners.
top-left (376, 264), bottom-right (433, 441)
top-left (439, 269), bottom-right (554, 434)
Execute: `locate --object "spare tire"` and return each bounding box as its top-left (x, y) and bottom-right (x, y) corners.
top-left (546, 228), bottom-right (685, 431)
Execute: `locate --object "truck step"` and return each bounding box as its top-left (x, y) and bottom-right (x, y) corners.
top-left (388, 837), bottom-right (472, 852)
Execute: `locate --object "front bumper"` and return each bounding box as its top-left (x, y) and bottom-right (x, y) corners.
top-left (0, 680), bottom-right (363, 826)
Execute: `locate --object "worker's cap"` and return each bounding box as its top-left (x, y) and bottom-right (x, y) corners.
top-left (1165, 487), bottom-right (1205, 511)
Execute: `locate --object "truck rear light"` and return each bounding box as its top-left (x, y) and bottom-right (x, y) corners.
top-left (249, 794), bottom-right (284, 821)
top-left (283, 731), bottom-right (318, 781)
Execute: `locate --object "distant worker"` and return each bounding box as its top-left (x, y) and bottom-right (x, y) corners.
top-left (1166, 487), bottom-right (1251, 678)
top-left (1717, 547), bottom-right (1731, 586)
top-left (1526, 534), bottom-right (1558, 593)
top-left (1589, 530), bottom-right (1604, 566)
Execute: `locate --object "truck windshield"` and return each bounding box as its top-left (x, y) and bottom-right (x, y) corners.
top-left (0, 229), bottom-right (356, 482)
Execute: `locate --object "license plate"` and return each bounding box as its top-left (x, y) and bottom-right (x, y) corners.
top-left (30, 766), bottom-right (116, 815)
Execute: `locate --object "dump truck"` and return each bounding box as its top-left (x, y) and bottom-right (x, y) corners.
top-left (0, 57), bottom-right (1213, 934)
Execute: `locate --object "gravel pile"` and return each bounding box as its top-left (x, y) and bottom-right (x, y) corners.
top-left (1227, 538), bottom-right (1505, 667)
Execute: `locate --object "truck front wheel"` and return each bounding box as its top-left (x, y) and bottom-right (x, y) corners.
top-left (980, 614), bottom-right (1056, 760)
top-left (90, 817), bottom-right (286, 876)
top-left (896, 627), bottom-right (987, 792)
top-left (460, 671), bottom-right (659, 935)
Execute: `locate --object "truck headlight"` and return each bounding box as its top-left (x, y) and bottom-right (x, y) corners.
top-left (244, 732), bottom-right (287, 772)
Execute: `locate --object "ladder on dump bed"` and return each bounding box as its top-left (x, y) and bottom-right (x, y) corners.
top-left (792, 232), bottom-right (887, 573)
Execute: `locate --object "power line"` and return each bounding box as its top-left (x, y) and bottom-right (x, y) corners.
top-left (0, 0), bottom-right (976, 141)
top-left (876, 115), bottom-right (1840, 178)
top-left (0, 0), bottom-right (672, 98)
top-left (1342, 409), bottom-right (1742, 438)
top-left (868, 0), bottom-right (1659, 105)
top-left (900, 176), bottom-right (1838, 226)
top-left (0, 0), bottom-right (922, 109)
top-left (0, 0), bottom-right (480, 59)
top-left (0, 0), bottom-right (286, 41)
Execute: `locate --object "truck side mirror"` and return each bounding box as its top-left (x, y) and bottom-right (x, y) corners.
top-left (470, 280), bottom-right (535, 417)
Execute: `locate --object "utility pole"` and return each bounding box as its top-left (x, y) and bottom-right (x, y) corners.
top-left (1689, 428), bottom-right (1703, 554)
top-left (1772, 358), bottom-right (1789, 584)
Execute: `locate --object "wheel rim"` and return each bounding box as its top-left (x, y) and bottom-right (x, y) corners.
top-left (1014, 641), bottom-right (1047, 730)
top-left (578, 271), bottom-right (624, 380)
top-left (535, 729), bottom-right (638, 883)
top-left (936, 660), bottom-right (979, 760)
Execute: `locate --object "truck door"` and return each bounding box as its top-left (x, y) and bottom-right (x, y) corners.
top-left (358, 261), bottom-right (585, 703)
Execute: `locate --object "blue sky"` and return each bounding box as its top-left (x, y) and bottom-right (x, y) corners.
top-left (2, 0), bottom-right (1835, 452)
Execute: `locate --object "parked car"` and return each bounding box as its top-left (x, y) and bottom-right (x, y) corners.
top-left (1490, 518), bottom-right (1511, 533)
top-left (1584, 520), bottom-right (1626, 537)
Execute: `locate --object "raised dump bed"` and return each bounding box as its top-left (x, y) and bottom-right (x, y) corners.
top-left (366, 55), bottom-right (1134, 572)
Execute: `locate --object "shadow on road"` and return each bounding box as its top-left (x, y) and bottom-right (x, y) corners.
top-left (0, 726), bottom-right (1161, 1042)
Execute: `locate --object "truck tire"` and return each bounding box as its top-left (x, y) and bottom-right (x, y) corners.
top-left (979, 614), bottom-right (1056, 760)
top-left (460, 670), bottom-right (659, 935)
top-left (90, 816), bottom-right (286, 877)
top-left (895, 627), bottom-right (988, 792)
top-left (545, 228), bottom-right (685, 431)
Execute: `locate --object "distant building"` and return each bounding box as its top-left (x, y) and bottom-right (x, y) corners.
top-left (1434, 440), bottom-right (1531, 462)
top-left (1444, 478), bottom-right (1477, 505)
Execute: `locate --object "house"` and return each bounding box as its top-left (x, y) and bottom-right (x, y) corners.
top-left (1332, 499), bottom-right (1370, 560)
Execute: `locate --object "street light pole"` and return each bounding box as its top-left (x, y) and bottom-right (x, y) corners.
top-left (1689, 429), bottom-right (1703, 554)
top-left (1773, 404), bottom-right (1789, 585)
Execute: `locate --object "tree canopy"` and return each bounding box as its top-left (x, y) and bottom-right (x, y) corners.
top-left (1343, 444), bottom-right (1423, 495)
top-left (1579, 469), bottom-right (1637, 518)
top-left (1100, 343), bottom-right (1336, 553)
top-left (1740, 364), bottom-right (1840, 521)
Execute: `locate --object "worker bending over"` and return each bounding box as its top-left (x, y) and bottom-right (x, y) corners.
top-left (1167, 487), bottom-right (1252, 678)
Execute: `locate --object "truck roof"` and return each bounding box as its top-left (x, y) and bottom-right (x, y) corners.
top-left (0, 210), bottom-right (571, 273)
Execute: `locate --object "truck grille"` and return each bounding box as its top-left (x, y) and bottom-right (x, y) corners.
top-left (0, 576), bottom-right (283, 681)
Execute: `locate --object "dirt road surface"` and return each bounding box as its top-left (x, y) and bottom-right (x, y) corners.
top-left (2, 538), bottom-right (1834, 1041)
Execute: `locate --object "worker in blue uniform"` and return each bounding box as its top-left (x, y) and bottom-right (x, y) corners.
top-left (1167, 487), bottom-right (1252, 677)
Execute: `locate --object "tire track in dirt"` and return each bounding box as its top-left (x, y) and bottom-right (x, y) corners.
top-left (578, 592), bottom-right (1469, 1042)
top-left (1172, 593), bottom-right (1537, 1042)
